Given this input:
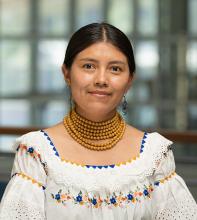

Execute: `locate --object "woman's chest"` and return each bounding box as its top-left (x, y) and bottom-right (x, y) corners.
top-left (45, 170), bottom-right (152, 220)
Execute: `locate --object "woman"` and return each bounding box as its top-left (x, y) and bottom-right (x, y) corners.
top-left (0, 22), bottom-right (196, 220)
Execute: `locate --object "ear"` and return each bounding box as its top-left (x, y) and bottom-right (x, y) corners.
top-left (125, 74), bottom-right (134, 93)
top-left (62, 64), bottom-right (71, 86)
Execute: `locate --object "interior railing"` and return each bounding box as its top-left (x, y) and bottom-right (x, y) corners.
top-left (1, 127), bottom-right (197, 142)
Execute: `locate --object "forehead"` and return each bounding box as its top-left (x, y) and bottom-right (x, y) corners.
top-left (75, 42), bottom-right (127, 62)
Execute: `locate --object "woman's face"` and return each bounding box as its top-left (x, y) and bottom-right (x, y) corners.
top-left (62, 42), bottom-right (133, 120)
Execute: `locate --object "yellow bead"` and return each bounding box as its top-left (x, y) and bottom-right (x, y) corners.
top-left (63, 108), bottom-right (126, 151)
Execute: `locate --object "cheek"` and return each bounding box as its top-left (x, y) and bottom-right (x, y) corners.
top-left (111, 77), bottom-right (130, 92)
top-left (71, 68), bottom-right (93, 86)
top-left (70, 75), bottom-right (91, 97)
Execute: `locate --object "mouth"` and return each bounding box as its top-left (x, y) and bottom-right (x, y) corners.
top-left (88, 91), bottom-right (111, 97)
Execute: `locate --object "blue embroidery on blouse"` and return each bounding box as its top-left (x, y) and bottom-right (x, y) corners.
top-left (40, 130), bottom-right (59, 157)
top-left (76, 195), bottom-right (83, 203)
top-left (55, 193), bottom-right (61, 200)
top-left (143, 189), bottom-right (149, 196)
top-left (92, 198), bottom-right (97, 205)
top-left (85, 132), bottom-right (148, 169)
top-left (127, 194), bottom-right (133, 201)
top-left (27, 147), bottom-right (34, 153)
top-left (40, 130), bottom-right (148, 169)
top-left (154, 181), bottom-right (160, 186)
top-left (50, 172), bottom-right (176, 208)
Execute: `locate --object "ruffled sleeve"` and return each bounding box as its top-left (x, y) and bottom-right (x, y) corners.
top-left (152, 145), bottom-right (197, 219)
top-left (0, 132), bottom-right (47, 220)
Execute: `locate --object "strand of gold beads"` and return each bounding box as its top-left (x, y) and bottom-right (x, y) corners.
top-left (71, 110), bottom-right (121, 140)
top-left (63, 108), bottom-right (126, 151)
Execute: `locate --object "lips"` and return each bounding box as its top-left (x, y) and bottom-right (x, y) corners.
top-left (89, 91), bottom-right (111, 96)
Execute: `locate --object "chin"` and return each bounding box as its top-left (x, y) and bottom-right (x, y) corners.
top-left (86, 104), bottom-right (115, 114)
top-left (76, 101), bottom-right (117, 115)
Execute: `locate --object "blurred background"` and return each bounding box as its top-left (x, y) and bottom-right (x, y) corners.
top-left (0, 0), bottom-right (197, 201)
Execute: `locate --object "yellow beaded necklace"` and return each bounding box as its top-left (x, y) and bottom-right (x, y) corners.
top-left (63, 108), bottom-right (126, 151)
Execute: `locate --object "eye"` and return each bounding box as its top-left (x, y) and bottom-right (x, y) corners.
top-left (83, 63), bottom-right (94, 69)
top-left (111, 66), bottom-right (122, 72)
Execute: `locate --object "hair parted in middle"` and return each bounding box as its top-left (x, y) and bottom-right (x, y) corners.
top-left (63, 22), bottom-right (136, 76)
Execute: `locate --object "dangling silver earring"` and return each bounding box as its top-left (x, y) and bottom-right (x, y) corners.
top-left (122, 94), bottom-right (128, 115)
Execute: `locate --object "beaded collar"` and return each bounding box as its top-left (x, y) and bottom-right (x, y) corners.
top-left (40, 130), bottom-right (148, 169)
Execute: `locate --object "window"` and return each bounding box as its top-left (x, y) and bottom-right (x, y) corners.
top-left (0, 41), bottom-right (31, 95)
top-left (0, 0), bottom-right (197, 152)
top-left (108, 0), bottom-right (134, 34)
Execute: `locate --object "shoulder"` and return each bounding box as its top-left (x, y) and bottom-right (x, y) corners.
top-left (43, 122), bottom-right (71, 140)
top-left (125, 124), bottom-right (145, 140)
top-left (123, 126), bottom-right (174, 177)
top-left (125, 124), bottom-right (144, 134)
top-left (125, 125), bottom-right (173, 154)
top-left (146, 131), bottom-right (173, 150)
top-left (141, 131), bottom-right (174, 177)
top-left (43, 122), bottom-right (66, 136)
top-left (12, 130), bottom-right (47, 152)
top-left (43, 123), bottom-right (74, 153)
top-left (125, 125), bottom-right (172, 144)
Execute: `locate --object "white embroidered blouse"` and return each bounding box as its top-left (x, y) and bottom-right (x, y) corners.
top-left (0, 130), bottom-right (196, 220)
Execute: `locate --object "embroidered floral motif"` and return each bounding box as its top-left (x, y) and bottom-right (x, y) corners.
top-left (16, 144), bottom-right (48, 175)
top-left (12, 172), bottom-right (46, 190)
top-left (51, 172), bottom-right (175, 209)
top-left (51, 186), bottom-right (151, 208)
top-left (17, 144), bottom-right (41, 160)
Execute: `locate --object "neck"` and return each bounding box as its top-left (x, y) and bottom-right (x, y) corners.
top-left (75, 106), bottom-right (117, 122)
top-left (63, 107), bottom-right (125, 151)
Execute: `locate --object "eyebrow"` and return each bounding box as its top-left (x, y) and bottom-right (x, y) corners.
top-left (79, 58), bottom-right (126, 65)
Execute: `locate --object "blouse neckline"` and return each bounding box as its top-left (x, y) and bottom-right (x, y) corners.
top-left (40, 130), bottom-right (148, 169)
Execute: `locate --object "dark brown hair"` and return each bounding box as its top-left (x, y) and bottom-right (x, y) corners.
top-left (63, 22), bottom-right (135, 75)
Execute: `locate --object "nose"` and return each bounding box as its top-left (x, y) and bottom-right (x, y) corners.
top-left (93, 68), bottom-right (108, 87)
